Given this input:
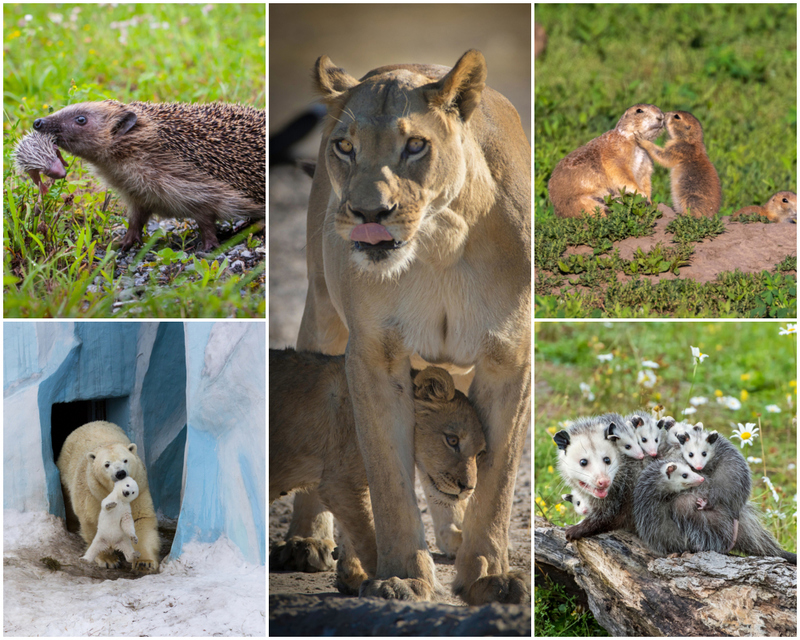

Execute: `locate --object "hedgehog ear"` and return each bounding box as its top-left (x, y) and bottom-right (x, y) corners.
top-left (424, 49), bottom-right (486, 123)
top-left (413, 367), bottom-right (455, 403)
top-left (553, 430), bottom-right (571, 451)
top-left (112, 111), bottom-right (138, 137)
top-left (314, 56), bottom-right (359, 103)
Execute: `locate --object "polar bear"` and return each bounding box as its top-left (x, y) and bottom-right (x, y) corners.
top-left (57, 421), bottom-right (160, 572)
top-left (82, 477), bottom-right (141, 564)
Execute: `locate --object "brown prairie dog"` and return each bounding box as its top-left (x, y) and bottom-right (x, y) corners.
top-left (635, 110), bottom-right (722, 217)
top-left (733, 191), bottom-right (797, 223)
top-left (548, 104), bottom-right (664, 218)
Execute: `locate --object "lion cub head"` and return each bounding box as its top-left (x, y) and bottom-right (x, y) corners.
top-left (413, 367), bottom-right (486, 504)
top-left (313, 50), bottom-right (488, 278)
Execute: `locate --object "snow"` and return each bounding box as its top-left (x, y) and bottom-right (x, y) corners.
top-left (3, 510), bottom-right (266, 637)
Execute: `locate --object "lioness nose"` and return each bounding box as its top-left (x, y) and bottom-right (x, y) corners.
top-left (458, 480), bottom-right (474, 493)
top-left (349, 204), bottom-right (396, 224)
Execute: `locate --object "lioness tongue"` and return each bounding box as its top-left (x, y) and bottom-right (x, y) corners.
top-left (350, 223), bottom-right (394, 244)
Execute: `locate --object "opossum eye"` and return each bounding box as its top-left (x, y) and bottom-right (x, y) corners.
top-left (688, 452), bottom-right (694, 458)
top-left (681, 473), bottom-right (689, 479)
top-left (579, 459), bottom-right (588, 467)
top-left (702, 452), bottom-right (707, 457)
top-left (603, 457), bottom-right (611, 465)
top-left (641, 437), bottom-right (648, 443)
top-left (624, 444), bottom-right (632, 450)
top-left (76, 116), bottom-right (87, 125)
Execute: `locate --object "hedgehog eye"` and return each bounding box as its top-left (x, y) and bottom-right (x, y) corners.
top-left (406, 138), bottom-right (426, 154)
top-left (76, 116), bottom-right (87, 125)
top-left (580, 458), bottom-right (588, 467)
top-left (335, 139), bottom-right (353, 155)
top-left (445, 435), bottom-right (459, 448)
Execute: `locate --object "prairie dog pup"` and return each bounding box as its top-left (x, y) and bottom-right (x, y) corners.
top-left (554, 419), bottom-right (638, 541)
top-left (548, 104), bottom-right (664, 218)
top-left (635, 110), bottom-right (721, 217)
top-left (733, 191), bottom-right (797, 223)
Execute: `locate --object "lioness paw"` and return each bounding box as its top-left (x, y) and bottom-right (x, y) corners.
top-left (359, 577), bottom-right (434, 602)
top-left (269, 536), bottom-right (336, 573)
top-left (457, 572), bottom-right (531, 606)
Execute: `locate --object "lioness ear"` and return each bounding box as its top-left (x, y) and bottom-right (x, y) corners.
top-left (314, 56), bottom-right (359, 103)
top-left (424, 49), bottom-right (486, 122)
top-left (413, 367), bottom-right (456, 403)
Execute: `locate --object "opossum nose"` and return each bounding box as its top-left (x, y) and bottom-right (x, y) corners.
top-left (596, 478), bottom-right (610, 489)
top-left (33, 118), bottom-right (44, 129)
top-left (649, 452), bottom-right (659, 457)
top-left (115, 470), bottom-right (127, 480)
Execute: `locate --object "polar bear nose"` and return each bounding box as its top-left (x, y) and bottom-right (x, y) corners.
top-left (115, 470), bottom-right (127, 480)
top-left (123, 490), bottom-right (130, 497)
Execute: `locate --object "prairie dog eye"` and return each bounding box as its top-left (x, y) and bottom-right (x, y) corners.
top-left (673, 114), bottom-right (681, 120)
top-left (406, 138), bottom-right (425, 154)
top-left (446, 435), bottom-right (459, 448)
top-left (335, 139), bottom-right (353, 154)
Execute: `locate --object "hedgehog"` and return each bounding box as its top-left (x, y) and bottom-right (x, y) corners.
top-left (13, 131), bottom-right (68, 196)
top-left (32, 100), bottom-right (266, 250)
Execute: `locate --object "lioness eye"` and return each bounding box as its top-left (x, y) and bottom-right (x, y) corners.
top-left (335, 139), bottom-right (353, 155)
top-left (446, 435), bottom-right (459, 448)
top-left (406, 138), bottom-right (425, 154)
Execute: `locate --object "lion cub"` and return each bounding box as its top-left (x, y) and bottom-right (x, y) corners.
top-left (635, 110), bottom-right (722, 217)
top-left (269, 348), bottom-right (486, 595)
top-left (733, 191), bottom-right (797, 223)
top-left (548, 103), bottom-right (664, 217)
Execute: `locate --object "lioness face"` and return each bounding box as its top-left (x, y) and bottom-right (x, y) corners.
top-left (314, 52), bottom-right (487, 279)
top-left (414, 392), bottom-right (487, 505)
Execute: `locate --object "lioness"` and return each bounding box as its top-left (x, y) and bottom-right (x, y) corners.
top-left (290, 49), bottom-right (531, 604)
top-left (269, 348), bottom-right (486, 595)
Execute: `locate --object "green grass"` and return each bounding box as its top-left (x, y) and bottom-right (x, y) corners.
top-left (535, 4), bottom-right (797, 318)
top-left (3, 3), bottom-right (265, 317)
top-left (534, 321), bottom-right (797, 635)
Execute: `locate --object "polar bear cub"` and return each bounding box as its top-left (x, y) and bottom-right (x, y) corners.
top-left (81, 478), bottom-right (141, 565)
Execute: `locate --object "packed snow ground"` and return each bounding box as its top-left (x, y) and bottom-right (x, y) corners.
top-left (3, 510), bottom-right (265, 637)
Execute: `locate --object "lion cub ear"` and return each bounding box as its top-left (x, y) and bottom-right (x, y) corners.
top-left (413, 367), bottom-right (456, 403)
top-left (314, 56), bottom-right (359, 103)
top-left (424, 49), bottom-right (486, 123)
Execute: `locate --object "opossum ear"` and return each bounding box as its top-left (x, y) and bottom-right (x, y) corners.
top-left (562, 494), bottom-right (574, 504)
top-left (706, 431), bottom-right (719, 444)
top-left (605, 422), bottom-right (620, 441)
top-left (112, 111), bottom-right (138, 137)
top-left (553, 430), bottom-right (571, 451)
top-left (676, 433), bottom-right (689, 446)
top-left (665, 464), bottom-right (677, 478)
top-left (657, 417), bottom-right (675, 430)
top-left (630, 416), bottom-right (644, 428)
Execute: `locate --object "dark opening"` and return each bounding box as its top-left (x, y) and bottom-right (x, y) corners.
top-left (51, 400), bottom-right (108, 462)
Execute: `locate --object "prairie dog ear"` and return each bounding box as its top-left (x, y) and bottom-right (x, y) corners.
top-left (314, 56), bottom-right (359, 103)
top-left (413, 367), bottom-right (456, 403)
top-left (424, 49), bottom-right (486, 122)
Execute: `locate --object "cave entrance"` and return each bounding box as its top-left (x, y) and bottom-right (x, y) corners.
top-left (50, 397), bottom-right (130, 464)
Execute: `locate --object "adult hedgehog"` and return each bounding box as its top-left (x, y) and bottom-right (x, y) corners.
top-left (33, 100), bottom-right (265, 250)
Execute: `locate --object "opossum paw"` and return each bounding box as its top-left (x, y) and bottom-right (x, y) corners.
top-left (696, 497), bottom-right (709, 510)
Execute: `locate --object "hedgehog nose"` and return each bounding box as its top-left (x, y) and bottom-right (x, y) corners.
top-left (115, 470), bottom-right (127, 480)
top-left (33, 118), bottom-right (43, 130)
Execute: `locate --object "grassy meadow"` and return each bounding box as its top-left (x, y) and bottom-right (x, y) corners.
top-left (3, 3), bottom-right (265, 317)
top-left (534, 321), bottom-right (798, 635)
top-left (535, 3), bottom-right (797, 318)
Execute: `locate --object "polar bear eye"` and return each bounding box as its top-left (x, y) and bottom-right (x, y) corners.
top-left (123, 459), bottom-right (128, 463)
top-left (406, 138), bottom-right (426, 155)
top-left (104, 462), bottom-right (110, 468)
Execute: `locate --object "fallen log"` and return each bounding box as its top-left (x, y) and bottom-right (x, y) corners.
top-left (534, 516), bottom-right (797, 637)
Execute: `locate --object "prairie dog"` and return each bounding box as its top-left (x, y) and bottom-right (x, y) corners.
top-left (548, 104), bottom-right (664, 218)
top-left (634, 110), bottom-right (721, 217)
top-left (554, 419), bottom-right (638, 541)
top-left (733, 191), bottom-right (797, 223)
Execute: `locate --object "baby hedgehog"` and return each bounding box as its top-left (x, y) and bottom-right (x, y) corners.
top-left (14, 131), bottom-right (68, 196)
top-left (33, 100), bottom-right (266, 250)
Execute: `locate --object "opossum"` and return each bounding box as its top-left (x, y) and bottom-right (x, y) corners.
top-left (625, 410), bottom-right (686, 459)
top-left (562, 489), bottom-right (592, 518)
top-left (732, 503), bottom-right (797, 564)
top-left (634, 459), bottom-right (737, 555)
top-left (599, 413), bottom-right (645, 460)
top-left (554, 418), bottom-right (638, 541)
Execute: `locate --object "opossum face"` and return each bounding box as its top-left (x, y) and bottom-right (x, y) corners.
top-left (563, 491), bottom-right (591, 516)
top-left (676, 425), bottom-right (716, 471)
top-left (627, 413), bottom-right (661, 458)
top-left (555, 429), bottom-right (619, 499)
top-left (605, 418), bottom-right (646, 460)
top-left (658, 416), bottom-right (689, 447)
top-left (662, 461), bottom-right (705, 490)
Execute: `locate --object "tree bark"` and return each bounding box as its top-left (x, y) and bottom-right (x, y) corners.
top-left (534, 516), bottom-right (797, 637)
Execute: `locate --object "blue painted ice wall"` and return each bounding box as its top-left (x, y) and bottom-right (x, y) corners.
top-left (171, 322), bottom-right (266, 565)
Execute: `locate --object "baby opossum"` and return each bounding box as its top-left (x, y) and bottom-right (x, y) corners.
top-left (563, 489), bottom-right (592, 518)
top-left (625, 411), bottom-right (686, 459)
top-left (600, 413), bottom-right (645, 460)
top-left (554, 418), bottom-right (638, 541)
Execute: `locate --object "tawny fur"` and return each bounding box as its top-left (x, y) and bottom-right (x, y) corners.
top-left (733, 191), bottom-right (797, 223)
top-left (269, 348), bottom-right (486, 595)
top-left (295, 49), bottom-right (530, 606)
top-left (635, 110), bottom-right (721, 217)
top-left (33, 100), bottom-right (265, 250)
top-left (548, 104), bottom-right (665, 218)
top-left (13, 131), bottom-right (68, 196)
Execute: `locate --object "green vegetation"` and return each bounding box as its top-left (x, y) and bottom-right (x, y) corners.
top-left (535, 4), bottom-right (796, 318)
top-left (3, 3), bottom-right (265, 317)
top-left (534, 321), bottom-right (797, 635)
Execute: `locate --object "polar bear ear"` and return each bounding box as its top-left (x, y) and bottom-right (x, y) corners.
top-left (127, 443), bottom-right (137, 455)
top-left (87, 452), bottom-right (96, 462)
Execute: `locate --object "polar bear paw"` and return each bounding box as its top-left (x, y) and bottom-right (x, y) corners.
top-left (359, 577), bottom-right (434, 602)
top-left (95, 551), bottom-right (122, 569)
top-left (132, 557), bottom-right (159, 573)
top-left (131, 534), bottom-right (139, 545)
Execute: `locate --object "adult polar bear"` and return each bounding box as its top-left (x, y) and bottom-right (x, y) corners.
top-left (293, 50), bottom-right (530, 604)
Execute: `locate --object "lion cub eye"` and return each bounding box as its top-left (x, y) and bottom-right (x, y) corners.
top-left (445, 435), bottom-right (459, 448)
top-left (335, 139), bottom-right (353, 155)
top-left (405, 138), bottom-right (426, 155)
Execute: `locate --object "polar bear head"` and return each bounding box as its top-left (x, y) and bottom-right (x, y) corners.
top-left (88, 442), bottom-right (138, 485)
top-left (114, 477), bottom-right (139, 503)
